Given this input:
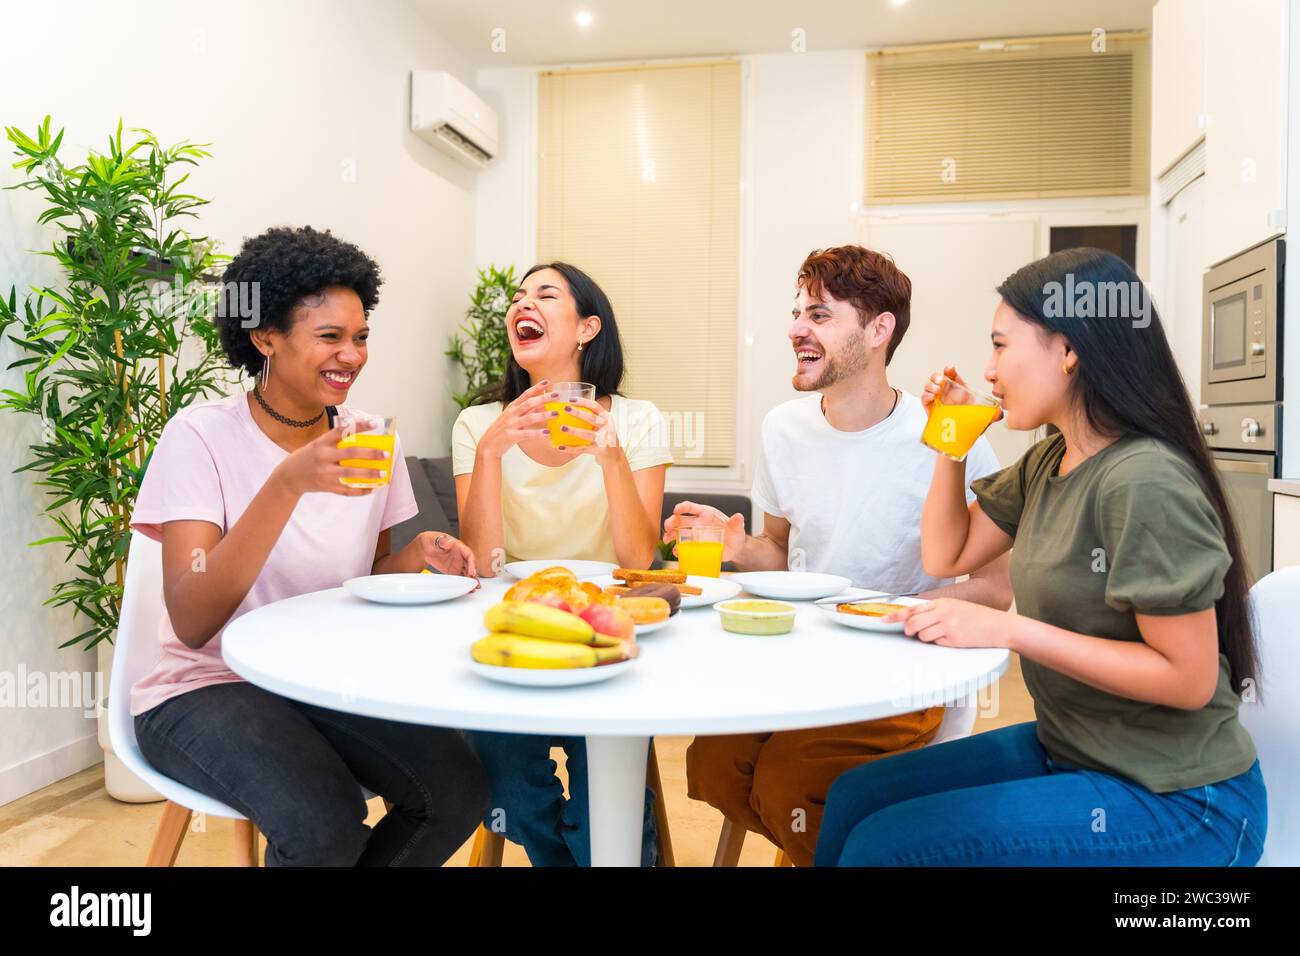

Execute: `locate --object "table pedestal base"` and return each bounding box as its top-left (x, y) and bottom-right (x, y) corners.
top-left (586, 734), bottom-right (650, 867)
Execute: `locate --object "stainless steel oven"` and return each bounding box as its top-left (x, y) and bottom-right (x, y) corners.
top-left (1197, 403), bottom-right (1277, 585)
top-left (1198, 239), bottom-right (1284, 585)
top-left (1202, 237), bottom-right (1283, 406)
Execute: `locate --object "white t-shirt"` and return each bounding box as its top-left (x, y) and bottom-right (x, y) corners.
top-left (751, 390), bottom-right (1001, 594)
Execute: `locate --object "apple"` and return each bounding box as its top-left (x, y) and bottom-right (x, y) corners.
top-left (579, 603), bottom-right (634, 640)
top-left (528, 592), bottom-right (574, 614)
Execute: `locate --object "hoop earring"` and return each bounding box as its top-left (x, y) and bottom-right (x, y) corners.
top-left (260, 354), bottom-right (271, 388)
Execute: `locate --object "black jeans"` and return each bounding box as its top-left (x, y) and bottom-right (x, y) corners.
top-left (135, 682), bottom-right (489, 866)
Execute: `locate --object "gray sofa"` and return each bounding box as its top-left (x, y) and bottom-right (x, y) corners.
top-left (391, 456), bottom-right (752, 567)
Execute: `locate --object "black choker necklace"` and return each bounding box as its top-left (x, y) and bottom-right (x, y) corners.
top-left (821, 388), bottom-right (900, 420)
top-left (252, 386), bottom-right (324, 428)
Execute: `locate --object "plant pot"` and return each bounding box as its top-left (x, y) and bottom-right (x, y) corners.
top-left (96, 639), bottom-right (162, 803)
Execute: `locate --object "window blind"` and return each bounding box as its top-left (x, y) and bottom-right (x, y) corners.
top-left (538, 60), bottom-right (741, 466)
top-left (867, 34), bottom-right (1150, 203)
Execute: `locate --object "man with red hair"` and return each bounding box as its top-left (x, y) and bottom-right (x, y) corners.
top-left (665, 245), bottom-right (1012, 866)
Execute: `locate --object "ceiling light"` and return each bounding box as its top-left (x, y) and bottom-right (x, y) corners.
top-left (891, 0), bottom-right (910, 7)
top-left (575, 10), bottom-right (593, 27)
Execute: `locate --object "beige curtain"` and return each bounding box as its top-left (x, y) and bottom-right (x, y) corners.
top-left (538, 60), bottom-right (741, 466)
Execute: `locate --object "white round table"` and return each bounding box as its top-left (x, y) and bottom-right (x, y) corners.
top-left (222, 577), bottom-right (1009, 866)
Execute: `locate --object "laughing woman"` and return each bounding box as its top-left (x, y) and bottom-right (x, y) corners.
top-left (130, 226), bottom-right (488, 866)
top-left (816, 248), bottom-right (1267, 866)
top-left (452, 262), bottom-right (672, 866)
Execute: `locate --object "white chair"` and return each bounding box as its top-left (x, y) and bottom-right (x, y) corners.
top-left (712, 701), bottom-right (978, 866)
top-left (1238, 566), bottom-right (1300, 866)
top-left (110, 530), bottom-right (379, 866)
top-left (110, 531), bottom-right (266, 864)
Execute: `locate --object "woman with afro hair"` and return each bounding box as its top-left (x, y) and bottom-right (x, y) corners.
top-left (128, 225), bottom-right (489, 866)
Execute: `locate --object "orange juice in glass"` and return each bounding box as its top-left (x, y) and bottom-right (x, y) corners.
top-left (338, 416), bottom-right (396, 487)
top-left (546, 382), bottom-right (597, 448)
top-left (677, 525), bottom-right (725, 578)
top-left (920, 377), bottom-right (1000, 462)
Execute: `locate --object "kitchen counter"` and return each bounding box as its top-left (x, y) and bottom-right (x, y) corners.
top-left (1273, 482), bottom-right (1300, 570)
top-left (1268, 479), bottom-right (1300, 497)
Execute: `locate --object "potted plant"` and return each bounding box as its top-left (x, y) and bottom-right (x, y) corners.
top-left (446, 264), bottom-right (515, 408)
top-left (0, 117), bottom-right (234, 800)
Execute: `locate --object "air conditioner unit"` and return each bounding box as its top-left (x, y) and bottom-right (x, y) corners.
top-left (410, 70), bottom-right (498, 169)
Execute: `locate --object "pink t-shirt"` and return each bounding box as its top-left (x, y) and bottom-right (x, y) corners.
top-left (128, 392), bottom-right (418, 716)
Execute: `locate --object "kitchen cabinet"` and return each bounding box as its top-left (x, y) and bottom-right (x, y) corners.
top-left (1152, 0), bottom-right (1287, 267)
top-left (1272, 483), bottom-right (1300, 570)
top-left (1202, 0), bottom-right (1287, 265)
top-left (1151, 0), bottom-right (1207, 176)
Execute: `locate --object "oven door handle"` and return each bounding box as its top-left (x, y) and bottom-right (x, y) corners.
top-left (1214, 458), bottom-right (1274, 476)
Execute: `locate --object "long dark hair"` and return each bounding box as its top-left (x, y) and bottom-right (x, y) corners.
top-left (476, 261), bottom-right (625, 405)
top-left (997, 247), bottom-right (1258, 695)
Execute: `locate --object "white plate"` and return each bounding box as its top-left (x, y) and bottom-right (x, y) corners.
top-left (342, 574), bottom-right (478, 605)
top-left (816, 595), bottom-right (928, 633)
top-left (585, 574), bottom-right (742, 609)
top-left (731, 571), bottom-right (853, 601)
top-left (468, 658), bottom-right (637, 687)
top-left (503, 560), bottom-right (619, 581)
top-left (634, 616), bottom-right (674, 636)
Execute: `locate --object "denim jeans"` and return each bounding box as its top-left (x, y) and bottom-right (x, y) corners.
top-left (815, 721), bottom-right (1267, 866)
top-left (135, 682), bottom-right (489, 866)
top-left (465, 731), bottom-right (658, 867)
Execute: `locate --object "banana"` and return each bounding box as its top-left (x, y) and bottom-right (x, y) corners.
top-left (483, 601), bottom-right (604, 645)
top-left (471, 633), bottom-right (629, 669)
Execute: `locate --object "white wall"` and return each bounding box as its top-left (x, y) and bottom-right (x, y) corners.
top-left (0, 0), bottom-right (477, 803)
top-left (1286, 0), bottom-right (1300, 477)
top-left (475, 68), bottom-right (538, 279)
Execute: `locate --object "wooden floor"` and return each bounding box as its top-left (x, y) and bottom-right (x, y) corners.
top-left (0, 656), bottom-right (1034, 866)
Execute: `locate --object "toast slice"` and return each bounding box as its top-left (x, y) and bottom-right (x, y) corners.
top-left (614, 567), bottom-right (687, 585)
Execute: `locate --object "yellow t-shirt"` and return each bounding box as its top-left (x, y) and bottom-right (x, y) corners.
top-left (451, 394), bottom-right (673, 564)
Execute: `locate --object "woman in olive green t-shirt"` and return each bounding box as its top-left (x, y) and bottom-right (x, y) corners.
top-left (816, 248), bottom-right (1266, 867)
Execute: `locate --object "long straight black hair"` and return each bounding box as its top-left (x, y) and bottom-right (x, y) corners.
top-left (476, 261), bottom-right (625, 405)
top-left (997, 247), bottom-right (1258, 696)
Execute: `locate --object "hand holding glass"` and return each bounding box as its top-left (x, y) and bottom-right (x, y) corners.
top-left (546, 382), bottom-right (597, 448)
top-left (920, 376), bottom-right (1000, 462)
top-left (677, 525), bottom-right (725, 578)
top-left (338, 416), bottom-right (396, 487)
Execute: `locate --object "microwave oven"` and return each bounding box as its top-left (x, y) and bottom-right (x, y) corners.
top-left (1201, 237), bottom-right (1284, 406)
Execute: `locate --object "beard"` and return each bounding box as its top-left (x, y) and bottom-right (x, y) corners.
top-left (792, 326), bottom-right (869, 392)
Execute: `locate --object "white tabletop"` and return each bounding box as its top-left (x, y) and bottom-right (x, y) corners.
top-left (222, 577), bottom-right (1009, 737)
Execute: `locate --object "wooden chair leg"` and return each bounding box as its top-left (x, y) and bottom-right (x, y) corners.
top-left (233, 819), bottom-right (259, 867)
top-left (647, 743), bottom-right (675, 867)
top-left (469, 824), bottom-right (505, 867)
top-left (712, 816), bottom-right (746, 867)
top-left (468, 824), bottom-right (485, 866)
top-left (774, 847), bottom-right (793, 867)
top-left (146, 801), bottom-right (192, 867)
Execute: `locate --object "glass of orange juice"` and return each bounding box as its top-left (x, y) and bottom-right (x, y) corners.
top-left (677, 525), bottom-right (725, 578)
top-left (546, 382), bottom-right (597, 448)
top-left (338, 416), bottom-right (396, 487)
top-left (920, 377), bottom-right (1000, 462)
